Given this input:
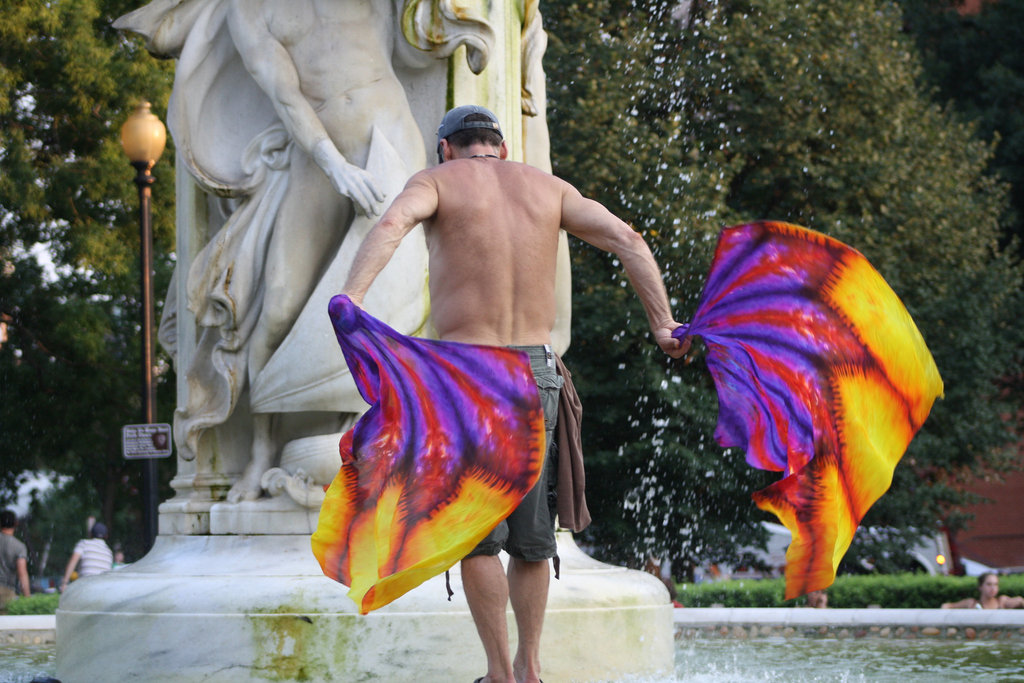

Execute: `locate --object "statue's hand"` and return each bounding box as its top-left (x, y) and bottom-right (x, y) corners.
top-left (328, 161), bottom-right (386, 217)
top-left (313, 139), bottom-right (385, 216)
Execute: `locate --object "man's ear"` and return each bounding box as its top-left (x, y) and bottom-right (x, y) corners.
top-left (499, 140), bottom-right (509, 160)
top-left (439, 138), bottom-right (453, 163)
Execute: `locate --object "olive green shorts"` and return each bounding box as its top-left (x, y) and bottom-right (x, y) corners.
top-left (465, 344), bottom-right (563, 562)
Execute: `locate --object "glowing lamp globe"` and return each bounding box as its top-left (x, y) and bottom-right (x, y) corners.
top-left (120, 101), bottom-right (166, 165)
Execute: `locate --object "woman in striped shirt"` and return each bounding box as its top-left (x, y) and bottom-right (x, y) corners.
top-left (60, 521), bottom-right (113, 590)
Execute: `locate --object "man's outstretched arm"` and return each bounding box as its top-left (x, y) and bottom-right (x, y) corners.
top-left (342, 172), bottom-right (440, 304)
top-left (559, 184), bottom-right (689, 358)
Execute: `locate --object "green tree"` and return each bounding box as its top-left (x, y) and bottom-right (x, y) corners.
top-left (677, 0), bottom-right (1022, 569)
top-left (901, 0), bottom-right (1024, 257)
top-left (897, 0), bottom-right (1024, 478)
top-left (545, 1), bottom-right (771, 573)
top-left (0, 0), bottom-right (176, 563)
top-left (544, 0), bottom-right (1023, 574)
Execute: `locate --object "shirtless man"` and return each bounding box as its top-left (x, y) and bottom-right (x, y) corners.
top-left (342, 105), bottom-right (688, 683)
top-left (223, 0), bottom-right (427, 500)
top-left (942, 572), bottom-right (1024, 609)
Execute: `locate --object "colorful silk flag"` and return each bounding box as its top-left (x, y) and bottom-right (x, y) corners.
top-left (674, 221), bottom-right (943, 599)
top-left (311, 295), bottom-right (546, 614)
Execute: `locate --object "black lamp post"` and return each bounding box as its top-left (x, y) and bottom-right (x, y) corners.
top-left (120, 101), bottom-right (167, 551)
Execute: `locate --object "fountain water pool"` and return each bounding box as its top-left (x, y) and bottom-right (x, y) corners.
top-left (676, 636), bottom-right (1024, 682)
top-left (5, 622), bottom-right (1023, 682)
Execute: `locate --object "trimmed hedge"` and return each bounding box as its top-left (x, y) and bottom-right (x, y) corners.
top-left (676, 573), bottom-right (1024, 608)
top-left (7, 575), bottom-right (1024, 613)
top-left (4, 592), bottom-right (61, 615)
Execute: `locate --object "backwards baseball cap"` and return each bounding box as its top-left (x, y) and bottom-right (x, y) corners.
top-left (91, 522), bottom-right (109, 539)
top-left (436, 105), bottom-right (503, 162)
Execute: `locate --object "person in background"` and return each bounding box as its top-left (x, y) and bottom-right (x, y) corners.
top-left (112, 544), bottom-right (126, 569)
top-left (806, 589), bottom-right (828, 608)
top-left (60, 521), bottom-right (113, 591)
top-left (644, 554), bottom-right (681, 606)
top-left (1, 510), bottom-right (31, 608)
top-left (942, 572), bottom-right (1024, 609)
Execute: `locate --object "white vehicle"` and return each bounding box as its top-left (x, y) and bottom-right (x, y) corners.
top-left (702, 522), bottom-right (952, 581)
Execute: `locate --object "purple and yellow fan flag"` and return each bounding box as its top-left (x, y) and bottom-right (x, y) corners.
top-left (311, 295), bottom-right (546, 614)
top-left (673, 222), bottom-right (943, 599)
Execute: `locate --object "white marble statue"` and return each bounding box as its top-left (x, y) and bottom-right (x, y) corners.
top-left (115, 0), bottom-right (494, 502)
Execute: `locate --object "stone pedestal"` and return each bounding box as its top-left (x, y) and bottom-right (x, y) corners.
top-left (56, 531), bottom-right (673, 682)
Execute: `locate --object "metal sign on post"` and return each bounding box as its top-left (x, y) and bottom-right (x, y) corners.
top-left (122, 423), bottom-right (174, 459)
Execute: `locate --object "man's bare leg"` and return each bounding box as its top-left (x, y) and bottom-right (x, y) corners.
top-left (508, 557), bottom-right (549, 683)
top-left (462, 554), bottom-right (516, 683)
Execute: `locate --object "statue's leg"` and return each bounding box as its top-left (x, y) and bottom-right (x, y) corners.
top-left (227, 151), bottom-right (353, 501)
top-left (226, 412), bottom-right (276, 502)
top-left (250, 156), bottom-right (351, 373)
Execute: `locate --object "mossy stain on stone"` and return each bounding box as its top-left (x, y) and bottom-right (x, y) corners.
top-left (249, 604), bottom-right (352, 681)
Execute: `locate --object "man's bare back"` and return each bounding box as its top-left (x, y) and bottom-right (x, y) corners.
top-left (343, 110), bottom-right (687, 358)
top-left (420, 157), bottom-right (565, 345)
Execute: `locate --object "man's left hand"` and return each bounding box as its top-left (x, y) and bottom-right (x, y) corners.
top-left (656, 325), bottom-right (691, 359)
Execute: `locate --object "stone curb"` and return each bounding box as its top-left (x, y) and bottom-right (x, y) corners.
top-left (5, 610), bottom-right (1024, 645)
top-left (673, 607), bottom-right (1024, 641)
top-left (0, 615), bottom-right (56, 645)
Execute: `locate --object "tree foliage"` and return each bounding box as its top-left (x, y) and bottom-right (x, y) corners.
top-left (898, 0), bottom-right (1024, 444)
top-left (901, 0), bottom-right (1024, 257)
top-left (543, 0), bottom-right (1023, 575)
top-left (545, 0), bottom-right (771, 573)
top-left (0, 0), bottom-right (176, 563)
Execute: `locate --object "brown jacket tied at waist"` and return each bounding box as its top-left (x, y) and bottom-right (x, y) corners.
top-left (555, 355), bottom-right (590, 533)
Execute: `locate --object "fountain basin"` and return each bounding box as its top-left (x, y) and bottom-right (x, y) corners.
top-left (11, 606), bottom-right (1024, 681)
top-left (55, 531), bottom-right (673, 682)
